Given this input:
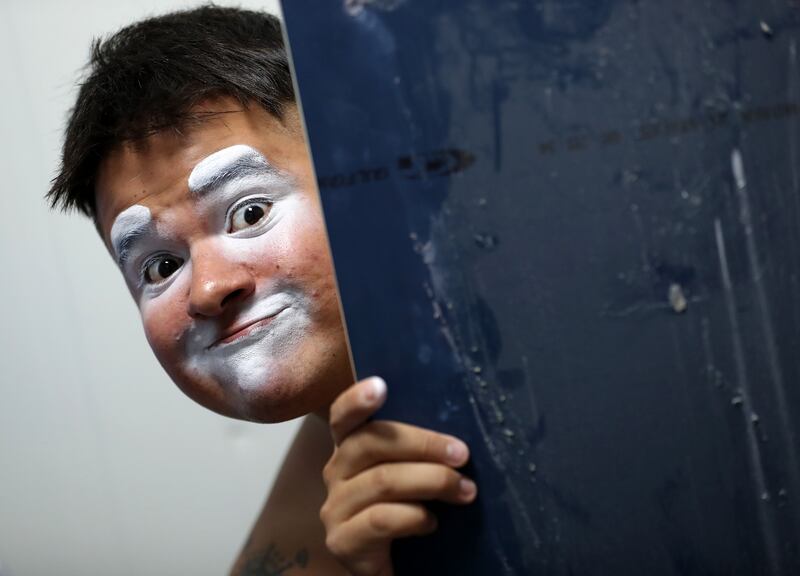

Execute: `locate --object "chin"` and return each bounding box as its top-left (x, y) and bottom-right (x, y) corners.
top-left (172, 370), bottom-right (329, 424)
top-left (164, 339), bottom-right (352, 423)
top-left (231, 382), bottom-right (309, 424)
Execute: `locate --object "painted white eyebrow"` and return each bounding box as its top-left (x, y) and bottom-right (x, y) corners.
top-left (110, 204), bottom-right (153, 267)
top-left (187, 144), bottom-right (286, 196)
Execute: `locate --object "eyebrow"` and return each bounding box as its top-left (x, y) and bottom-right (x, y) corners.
top-left (110, 205), bottom-right (153, 268)
top-left (187, 144), bottom-right (285, 197)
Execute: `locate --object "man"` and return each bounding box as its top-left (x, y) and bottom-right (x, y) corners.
top-left (48, 6), bottom-right (476, 575)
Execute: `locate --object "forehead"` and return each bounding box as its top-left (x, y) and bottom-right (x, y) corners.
top-left (95, 100), bottom-right (303, 244)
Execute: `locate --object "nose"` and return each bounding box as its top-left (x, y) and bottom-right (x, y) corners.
top-left (188, 243), bottom-right (255, 318)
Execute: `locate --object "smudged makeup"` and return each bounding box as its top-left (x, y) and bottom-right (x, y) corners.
top-left (109, 144), bottom-right (313, 395)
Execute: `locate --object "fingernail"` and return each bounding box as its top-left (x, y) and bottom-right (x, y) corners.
top-left (445, 440), bottom-right (468, 465)
top-left (459, 478), bottom-right (477, 500)
top-left (361, 376), bottom-right (386, 405)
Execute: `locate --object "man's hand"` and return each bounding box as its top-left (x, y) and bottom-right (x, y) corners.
top-left (320, 377), bottom-right (476, 576)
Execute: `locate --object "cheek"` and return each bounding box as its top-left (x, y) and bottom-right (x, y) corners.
top-left (277, 199), bottom-right (333, 271)
top-left (281, 223), bottom-right (343, 325)
top-left (139, 285), bottom-right (191, 368)
top-left (229, 196), bottom-right (336, 289)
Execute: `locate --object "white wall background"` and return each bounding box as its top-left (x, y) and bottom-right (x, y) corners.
top-left (0, 2), bottom-right (302, 575)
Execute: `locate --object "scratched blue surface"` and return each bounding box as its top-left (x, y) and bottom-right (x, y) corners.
top-left (282, 1), bottom-right (800, 573)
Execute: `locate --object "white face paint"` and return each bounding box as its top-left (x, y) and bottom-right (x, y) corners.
top-left (109, 144), bottom-right (314, 395)
top-left (187, 143), bottom-right (290, 193)
top-left (110, 204), bottom-right (153, 267)
top-left (184, 289), bottom-right (311, 391)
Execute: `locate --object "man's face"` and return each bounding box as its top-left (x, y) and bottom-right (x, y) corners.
top-left (95, 98), bottom-right (352, 422)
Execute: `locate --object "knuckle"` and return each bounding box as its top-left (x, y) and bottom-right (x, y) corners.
top-left (366, 506), bottom-right (393, 537)
top-left (355, 433), bottom-right (379, 462)
top-left (344, 427), bottom-right (368, 449)
top-left (321, 459), bottom-right (336, 486)
top-left (371, 466), bottom-right (392, 498)
top-left (328, 411), bottom-right (346, 440)
top-left (319, 501), bottom-right (332, 526)
top-left (325, 529), bottom-right (348, 557)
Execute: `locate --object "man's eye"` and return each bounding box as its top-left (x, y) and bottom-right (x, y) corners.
top-left (229, 200), bottom-right (271, 233)
top-left (143, 256), bottom-right (184, 284)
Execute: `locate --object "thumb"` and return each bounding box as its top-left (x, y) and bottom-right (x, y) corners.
top-left (328, 377), bottom-right (387, 445)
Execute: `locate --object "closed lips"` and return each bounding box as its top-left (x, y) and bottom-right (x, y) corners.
top-left (211, 307), bottom-right (288, 348)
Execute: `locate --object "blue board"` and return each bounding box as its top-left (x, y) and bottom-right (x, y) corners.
top-left (282, 1), bottom-right (800, 573)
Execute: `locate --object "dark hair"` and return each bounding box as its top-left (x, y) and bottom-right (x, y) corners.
top-left (48, 4), bottom-right (295, 218)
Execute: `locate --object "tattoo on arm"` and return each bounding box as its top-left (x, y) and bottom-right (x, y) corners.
top-left (240, 543), bottom-right (309, 576)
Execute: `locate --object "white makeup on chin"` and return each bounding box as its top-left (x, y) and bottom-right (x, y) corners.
top-left (184, 288), bottom-right (311, 391)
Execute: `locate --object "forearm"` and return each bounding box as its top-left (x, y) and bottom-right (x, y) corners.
top-left (230, 416), bottom-right (347, 576)
top-left (232, 540), bottom-right (313, 576)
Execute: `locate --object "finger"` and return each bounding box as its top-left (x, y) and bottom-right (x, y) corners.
top-left (329, 376), bottom-right (387, 445)
top-left (322, 462), bottom-right (477, 525)
top-left (325, 503), bottom-right (437, 572)
top-left (326, 421), bottom-right (469, 481)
